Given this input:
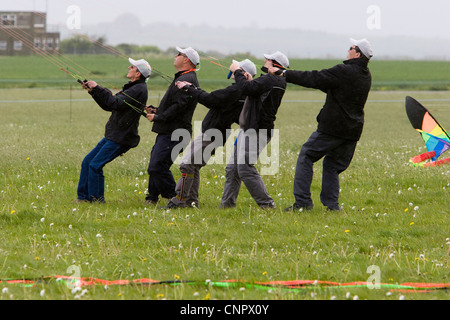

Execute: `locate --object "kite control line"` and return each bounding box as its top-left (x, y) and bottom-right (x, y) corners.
top-left (61, 68), bottom-right (147, 118)
top-left (2, 276), bottom-right (449, 294)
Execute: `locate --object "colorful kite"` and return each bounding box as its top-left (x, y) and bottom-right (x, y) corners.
top-left (405, 96), bottom-right (450, 167)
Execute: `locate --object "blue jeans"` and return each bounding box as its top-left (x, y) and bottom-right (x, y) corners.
top-left (77, 138), bottom-right (129, 202)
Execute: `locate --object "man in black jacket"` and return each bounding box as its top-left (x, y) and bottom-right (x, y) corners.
top-left (221, 52), bottom-right (288, 209)
top-left (163, 59), bottom-right (257, 209)
top-left (269, 38), bottom-right (373, 212)
top-left (144, 47), bottom-right (200, 205)
top-left (76, 58), bottom-right (150, 203)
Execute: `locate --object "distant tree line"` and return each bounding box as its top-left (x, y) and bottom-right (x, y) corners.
top-left (60, 34), bottom-right (174, 56)
top-left (59, 34), bottom-right (254, 61)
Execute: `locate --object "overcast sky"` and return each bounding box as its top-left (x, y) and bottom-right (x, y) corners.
top-left (3, 0), bottom-right (450, 40)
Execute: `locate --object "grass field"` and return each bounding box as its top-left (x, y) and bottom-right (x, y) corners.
top-left (1, 55), bottom-right (450, 91)
top-left (0, 55), bottom-right (449, 301)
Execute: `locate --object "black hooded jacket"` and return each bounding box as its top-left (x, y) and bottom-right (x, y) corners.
top-left (89, 79), bottom-right (148, 148)
top-left (285, 58), bottom-right (372, 141)
top-left (185, 83), bottom-right (246, 139)
top-left (233, 70), bottom-right (287, 132)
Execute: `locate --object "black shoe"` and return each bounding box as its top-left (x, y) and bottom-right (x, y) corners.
top-left (283, 204), bottom-right (313, 212)
top-left (219, 203), bottom-right (236, 209)
top-left (327, 206), bottom-right (342, 211)
top-left (161, 201), bottom-right (184, 209)
top-left (259, 203), bottom-right (276, 210)
top-left (145, 199), bottom-right (159, 206)
top-left (189, 202), bottom-right (200, 209)
top-left (74, 198), bottom-right (89, 204)
top-left (90, 197), bottom-right (105, 204)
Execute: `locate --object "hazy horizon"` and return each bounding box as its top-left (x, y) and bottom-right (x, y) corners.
top-left (2, 0), bottom-right (450, 59)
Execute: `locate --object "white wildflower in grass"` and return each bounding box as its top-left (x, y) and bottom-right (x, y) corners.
top-left (71, 287), bottom-right (81, 294)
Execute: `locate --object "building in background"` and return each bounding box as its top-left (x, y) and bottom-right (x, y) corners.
top-left (0, 11), bottom-right (60, 56)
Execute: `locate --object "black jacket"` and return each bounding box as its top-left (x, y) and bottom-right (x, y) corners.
top-left (152, 70), bottom-right (199, 135)
top-left (234, 70), bottom-right (287, 131)
top-left (90, 79), bottom-right (148, 148)
top-left (186, 83), bottom-right (245, 139)
top-left (285, 58), bottom-right (372, 141)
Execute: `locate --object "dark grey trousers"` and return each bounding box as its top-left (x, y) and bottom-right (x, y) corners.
top-left (221, 129), bottom-right (275, 208)
top-left (293, 131), bottom-right (357, 209)
top-left (171, 133), bottom-right (225, 207)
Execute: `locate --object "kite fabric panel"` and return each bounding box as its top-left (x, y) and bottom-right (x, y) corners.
top-left (405, 96), bottom-right (450, 166)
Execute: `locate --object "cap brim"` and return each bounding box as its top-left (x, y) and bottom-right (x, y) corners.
top-left (129, 58), bottom-right (138, 66)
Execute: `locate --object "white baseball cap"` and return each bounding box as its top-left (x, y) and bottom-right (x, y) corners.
top-left (176, 46), bottom-right (200, 66)
top-left (264, 51), bottom-right (289, 68)
top-left (129, 58), bottom-right (152, 78)
top-left (233, 59), bottom-right (257, 77)
top-left (350, 38), bottom-right (373, 59)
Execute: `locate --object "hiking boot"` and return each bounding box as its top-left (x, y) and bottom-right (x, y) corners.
top-left (161, 201), bottom-right (185, 209)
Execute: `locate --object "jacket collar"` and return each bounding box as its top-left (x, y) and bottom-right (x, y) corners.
top-left (123, 78), bottom-right (146, 90)
top-left (344, 57), bottom-right (369, 68)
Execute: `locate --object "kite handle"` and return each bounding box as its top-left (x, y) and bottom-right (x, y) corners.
top-left (423, 157), bottom-right (450, 167)
top-left (409, 151), bottom-right (436, 166)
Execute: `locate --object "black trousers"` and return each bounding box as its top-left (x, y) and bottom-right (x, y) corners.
top-left (146, 134), bottom-right (185, 202)
top-left (293, 131), bottom-right (357, 209)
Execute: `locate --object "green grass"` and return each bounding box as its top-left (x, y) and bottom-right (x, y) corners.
top-left (0, 86), bottom-right (449, 300)
top-left (1, 55), bottom-right (450, 91)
